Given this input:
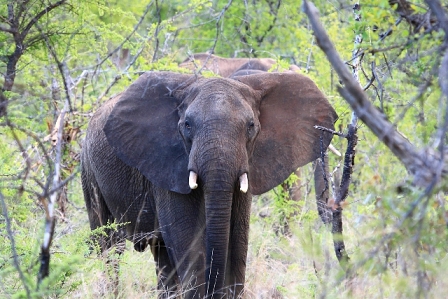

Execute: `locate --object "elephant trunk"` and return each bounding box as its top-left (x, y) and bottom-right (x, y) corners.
top-left (204, 187), bottom-right (232, 297)
top-left (199, 157), bottom-right (239, 297)
top-left (192, 127), bottom-right (248, 297)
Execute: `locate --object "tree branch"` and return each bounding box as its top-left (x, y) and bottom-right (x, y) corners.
top-left (211, 0), bottom-right (233, 54)
top-left (0, 24), bottom-right (17, 34)
top-left (255, 0), bottom-right (281, 46)
top-left (425, 0), bottom-right (448, 37)
top-left (389, 0), bottom-right (438, 33)
top-left (20, 0), bottom-right (67, 41)
top-left (37, 101), bottom-right (68, 286)
top-left (302, 0), bottom-right (446, 188)
top-left (151, 0), bottom-right (162, 62)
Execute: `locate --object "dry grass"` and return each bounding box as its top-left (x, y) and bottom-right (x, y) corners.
top-left (19, 183), bottom-right (448, 299)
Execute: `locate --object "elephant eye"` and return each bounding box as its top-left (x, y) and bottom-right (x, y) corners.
top-left (185, 121), bottom-right (191, 130)
top-left (247, 121), bottom-right (255, 136)
top-left (248, 121), bottom-right (255, 131)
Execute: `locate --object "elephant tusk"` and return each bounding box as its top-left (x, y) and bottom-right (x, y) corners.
top-left (328, 144), bottom-right (342, 157)
top-left (189, 171), bottom-right (198, 189)
top-left (239, 173), bottom-right (248, 193)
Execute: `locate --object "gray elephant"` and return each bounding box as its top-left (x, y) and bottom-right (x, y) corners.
top-left (182, 53), bottom-right (334, 224)
top-left (81, 62), bottom-right (337, 297)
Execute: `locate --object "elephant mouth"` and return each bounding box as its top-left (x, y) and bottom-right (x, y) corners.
top-left (188, 170), bottom-right (248, 193)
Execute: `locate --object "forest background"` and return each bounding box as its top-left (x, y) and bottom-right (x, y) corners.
top-left (1, 0), bottom-right (448, 298)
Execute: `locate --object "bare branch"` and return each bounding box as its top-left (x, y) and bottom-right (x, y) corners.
top-left (379, 18), bottom-right (402, 42)
top-left (328, 0), bottom-right (364, 265)
top-left (314, 125), bottom-right (346, 137)
top-left (0, 12), bottom-right (11, 24)
top-left (97, 38), bottom-right (152, 101)
top-left (370, 61), bottom-right (385, 109)
top-left (37, 101), bottom-right (68, 286)
top-left (362, 74), bottom-right (375, 91)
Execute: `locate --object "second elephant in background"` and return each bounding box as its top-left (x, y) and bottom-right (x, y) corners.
top-left (180, 53), bottom-right (300, 77)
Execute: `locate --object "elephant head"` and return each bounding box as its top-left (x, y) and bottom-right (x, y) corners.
top-left (102, 70), bottom-right (337, 296)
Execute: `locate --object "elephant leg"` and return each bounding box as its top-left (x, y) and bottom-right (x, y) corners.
top-left (150, 239), bottom-right (179, 298)
top-left (225, 192), bottom-right (252, 298)
top-left (82, 170), bottom-right (121, 253)
top-left (153, 188), bottom-right (206, 298)
top-left (314, 157), bottom-right (333, 224)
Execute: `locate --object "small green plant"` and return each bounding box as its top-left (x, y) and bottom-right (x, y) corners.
top-left (268, 172), bottom-right (303, 236)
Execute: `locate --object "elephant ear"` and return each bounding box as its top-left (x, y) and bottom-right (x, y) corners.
top-left (235, 72), bottom-right (338, 195)
top-left (104, 71), bottom-right (195, 194)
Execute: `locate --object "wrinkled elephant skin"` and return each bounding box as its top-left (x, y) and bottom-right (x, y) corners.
top-left (82, 62), bottom-right (337, 298)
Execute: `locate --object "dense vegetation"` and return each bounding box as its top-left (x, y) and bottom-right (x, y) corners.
top-left (1, 0), bottom-right (447, 298)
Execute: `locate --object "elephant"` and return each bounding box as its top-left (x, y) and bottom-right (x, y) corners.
top-left (179, 53), bottom-right (300, 77)
top-left (81, 60), bottom-right (337, 298)
top-left (182, 53), bottom-right (334, 224)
